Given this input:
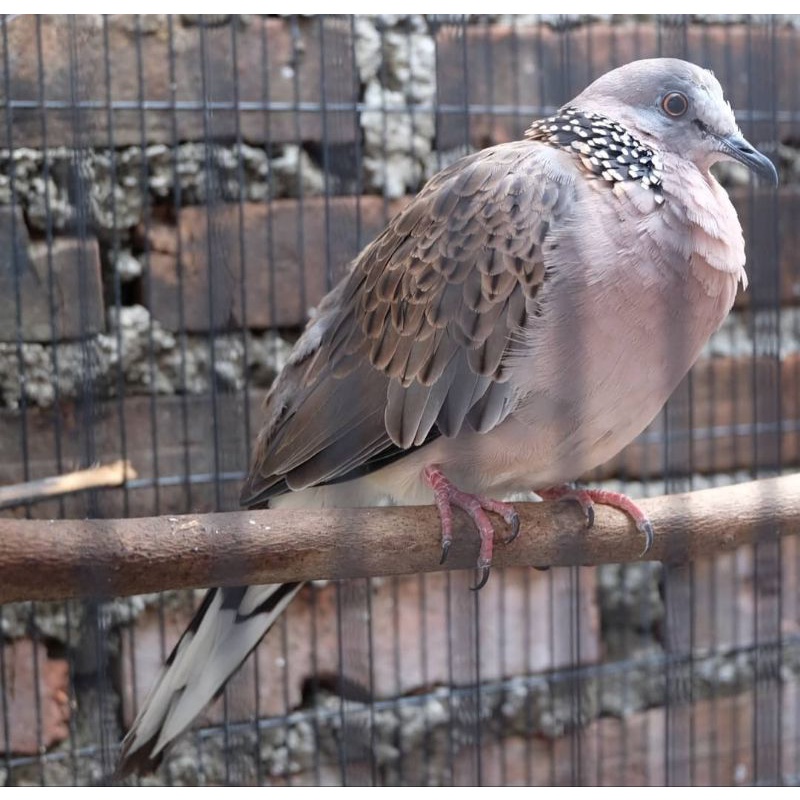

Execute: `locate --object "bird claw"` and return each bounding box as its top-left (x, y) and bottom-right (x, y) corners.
top-left (503, 511), bottom-right (521, 545)
top-left (540, 484), bottom-right (655, 556)
top-left (423, 465), bottom-right (518, 588)
top-left (639, 519), bottom-right (655, 556)
top-left (471, 565), bottom-right (491, 591)
top-left (440, 539), bottom-right (452, 565)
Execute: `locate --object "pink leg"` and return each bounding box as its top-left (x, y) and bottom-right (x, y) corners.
top-left (538, 484), bottom-right (654, 554)
top-left (423, 465), bottom-right (520, 590)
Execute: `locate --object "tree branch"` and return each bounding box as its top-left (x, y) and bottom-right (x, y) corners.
top-left (1, 475), bottom-right (797, 604)
top-left (0, 460), bottom-right (137, 510)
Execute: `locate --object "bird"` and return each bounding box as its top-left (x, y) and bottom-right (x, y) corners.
top-left (116, 57), bottom-right (778, 776)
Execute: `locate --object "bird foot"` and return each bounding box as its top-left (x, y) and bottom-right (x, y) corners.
top-left (538, 484), bottom-right (654, 555)
top-left (423, 465), bottom-right (520, 590)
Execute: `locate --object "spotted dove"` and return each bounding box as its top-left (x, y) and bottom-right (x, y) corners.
top-left (117, 57), bottom-right (778, 776)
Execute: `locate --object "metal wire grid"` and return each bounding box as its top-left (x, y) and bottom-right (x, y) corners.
top-left (0, 13), bottom-right (795, 785)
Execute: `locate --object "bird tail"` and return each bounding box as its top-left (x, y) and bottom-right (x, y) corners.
top-left (115, 582), bottom-right (304, 778)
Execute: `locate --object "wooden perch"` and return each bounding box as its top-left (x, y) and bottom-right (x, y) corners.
top-left (0, 474), bottom-right (798, 605)
top-left (0, 460), bottom-right (137, 510)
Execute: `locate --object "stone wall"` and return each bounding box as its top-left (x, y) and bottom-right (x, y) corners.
top-left (1, 14), bottom-right (798, 786)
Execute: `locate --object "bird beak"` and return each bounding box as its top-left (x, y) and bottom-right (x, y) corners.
top-left (717, 131), bottom-right (779, 186)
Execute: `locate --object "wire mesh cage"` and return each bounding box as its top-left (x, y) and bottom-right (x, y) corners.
top-left (0, 13), bottom-right (797, 786)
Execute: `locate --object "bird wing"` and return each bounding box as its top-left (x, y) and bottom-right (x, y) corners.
top-left (241, 141), bottom-right (577, 507)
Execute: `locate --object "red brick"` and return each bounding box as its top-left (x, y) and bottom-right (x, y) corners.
top-left (146, 197), bottom-right (408, 332)
top-left (269, 683), bottom-right (797, 785)
top-left (689, 535), bottom-right (799, 654)
top-left (0, 230), bottom-right (104, 343)
top-left (0, 638), bottom-right (70, 755)
top-left (27, 238), bottom-right (105, 340)
top-left (0, 391), bottom-right (266, 520)
top-left (120, 566), bottom-right (600, 729)
top-left (460, 683), bottom-right (797, 786)
top-left (0, 208), bottom-right (104, 342)
top-left (730, 187), bottom-right (800, 309)
top-left (435, 22), bottom-right (800, 150)
top-left (0, 15), bottom-right (358, 149)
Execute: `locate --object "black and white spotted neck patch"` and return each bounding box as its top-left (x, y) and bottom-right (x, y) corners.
top-left (526, 106), bottom-right (665, 204)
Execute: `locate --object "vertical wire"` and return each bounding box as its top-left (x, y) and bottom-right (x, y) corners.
top-left (531, 16), bottom-right (548, 787)
top-left (456, 14), bottom-right (482, 787)
top-left (509, 15), bottom-right (530, 784)
top-left (63, 596), bottom-right (79, 783)
top-left (30, 29), bottom-right (51, 785)
top-left (28, 607), bottom-right (45, 784)
top-left (66, 14), bottom-right (114, 779)
top-left (350, 14), bottom-right (363, 252)
top-left (479, 15), bottom-right (507, 786)
top-left (0, 35), bottom-right (20, 773)
top-left (231, 15), bottom-right (251, 459)
top-left (261, 16), bottom-right (301, 786)
top-left (390, 571), bottom-right (402, 785)
top-left (335, 583), bottom-right (348, 784)
top-left (166, 14), bottom-right (193, 516)
top-left (553, 19), bottom-right (571, 787)
top-left (268, 6), bottom-right (316, 752)
top-left (309, 583), bottom-right (322, 784)
top-left (393, 21), bottom-right (421, 781)
top-left (695, 19), bottom-right (722, 786)
top-left (445, 565), bottom-right (455, 786)
top-left (1, 16), bottom-right (31, 507)
top-left (323, 17), bottom-right (377, 787)
top-left (196, 17), bottom-right (232, 782)
top-left (133, 16), bottom-right (172, 785)
top-left (468, 14), bottom-right (483, 785)
top-left (133, 15), bottom-right (162, 518)
top-left (748, 15), bottom-right (784, 785)
top-left (377, 19), bottom-right (390, 220)
top-left (229, 16), bottom-right (260, 784)
top-left (101, 19), bottom-right (131, 522)
top-left (718, 27), bottom-right (744, 784)
top-left (34, 12), bottom-right (77, 783)
top-left (100, 15), bottom-right (132, 784)
top-left (655, 20), bottom-right (697, 788)
top-left (418, 18), bottom-right (446, 784)
top-left (0, 633), bottom-right (11, 786)
top-left (358, 19), bottom-right (377, 782)
top-left (328, 14), bottom-right (356, 786)
top-left (34, 17), bottom-right (65, 520)
top-left (289, 15), bottom-right (308, 318)
top-left (789, 18), bottom-right (800, 783)
top-left (197, 17), bottom-right (223, 517)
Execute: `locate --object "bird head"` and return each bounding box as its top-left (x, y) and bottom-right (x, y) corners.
top-left (571, 57), bottom-right (778, 185)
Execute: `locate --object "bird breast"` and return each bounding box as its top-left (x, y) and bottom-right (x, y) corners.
top-left (488, 165), bottom-right (744, 489)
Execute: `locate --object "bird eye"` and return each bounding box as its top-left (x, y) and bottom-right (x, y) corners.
top-left (662, 91), bottom-right (689, 117)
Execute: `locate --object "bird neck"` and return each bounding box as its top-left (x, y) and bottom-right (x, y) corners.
top-left (526, 106), bottom-right (664, 203)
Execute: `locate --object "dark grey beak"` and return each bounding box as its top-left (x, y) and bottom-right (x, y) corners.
top-left (718, 131), bottom-right (779, 186)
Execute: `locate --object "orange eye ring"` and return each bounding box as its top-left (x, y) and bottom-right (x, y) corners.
top-left (662, 91), bottom-right (689, 117)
